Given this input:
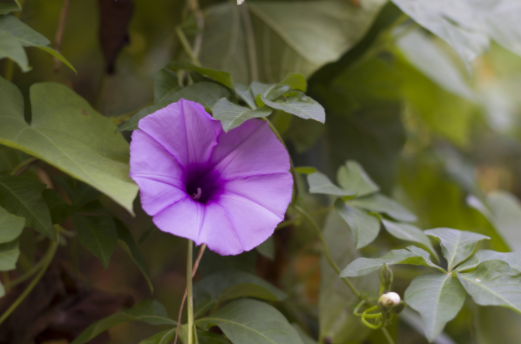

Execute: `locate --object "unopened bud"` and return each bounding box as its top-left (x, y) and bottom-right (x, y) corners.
top-left (379, 264), bottom-right (393, 292)
top-left (378, 292), bottom-right (401, 309)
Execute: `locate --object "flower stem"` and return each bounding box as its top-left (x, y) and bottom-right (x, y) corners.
top-left (0, 239), bottom-right (58, 326)
top-left (382, 328), bottom-right (395, 344)
top-left (186, 240), bottom-right (194, 344)
top-left (293, 205), bottom-right (361, 299)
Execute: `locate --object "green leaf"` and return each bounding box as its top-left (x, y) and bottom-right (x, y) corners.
top-left (212, 98), bottom-right (272, 131)
top-left (0, 205), bottom-right (24, 244)
top-left (457, 260), bottom-right (521, 314)
top-left (0, 174), bottom-right (55, 240)
top-left (37, 46), bottom-right (77, 73)
top-left (307, 172), bottom-right (355, 197)
top-left (262, 92), bottom-right (325, 123)
top-left (234, 83), bottom-right (256, 109)
top-left (196, 299), bottom-right (303, 344)
top-left (382, 219), bottom-right (437, 259)
top-left (0, 30), bottom-right (28, 71)
top-left (340, 246), bottom-right (445, 277)
top-left (256, 236), bottom-right (275, 260)
top-left (405, 274), bottom-right (466, 342)
top-left (72, 214), bottom-right (118, 268)
top-left (193, 269), bottom-right (286, 317)
top-left (138, 329), bottom-right (176, 344)
top-left (0, 3), bottom-right (20, 15)
top-left (197, 331), bottom-right (232, 344)
top-left (336, 160), bottom-right (379, 197)
top-left (72, 300), bottom-right (175, 344)
top-left (115, 219), bottom-right (154, 293)
top-left (42, 189), bottom-right (75, 224)
top-left (171, 60), bottom-right (233, 89)
top-left (265, 73), bottom-right (307, 100)
top-left (425, 228), bottom-right (489, 271)
top-left (335, 198), bottom-right (380, 249)
top-left (294, 166), bottom-right (317, 175)
top-left (482, 191), bottom-right (521, 251)
top-left (347, 193), bottom-right (417, 222)
top-left (292, 324), bottom-right (317, 344)
top-left (0, 239), bottom-right (19, 271)
top-left (0, 280), bottom-right (4, 298)
top-left (155, 67), bottom-right (180, 102)
top-left (458, 250), bottom-right (521, 272)
top-left (0, 77), bottom-right (138, 213)
top-left (120, 81), bottom-right (230, 131)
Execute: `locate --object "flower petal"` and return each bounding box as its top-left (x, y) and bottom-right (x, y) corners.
top-left (198, 202), bottom-right (243, 255)
top-left (209, 119), bottom-right (290, 180)
top-left (152, 197), bottom-right (205, 243)
top-left (130, 130), bottom-right (186, 215)
top-left (138, 99), bottom-right (222, 168)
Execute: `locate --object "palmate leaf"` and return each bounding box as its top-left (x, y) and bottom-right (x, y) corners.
top-left (212, 98), bottom-right (272, 131)
top-left (72, 214), bottom-right (118, 268)
top-left (307, 172), bottom-right (355, 197)
top-left (347, 193), bottom-right (417, 222)
top-left (0, 174), bottom-right (55, 240)
top-left (0, 77), bottom-right (138, 213)
top-left (457, 260), bottom-right (521, 314)
top-left (196, 299), bottom-right (303, 344)
top-left (336, 160), bottom-right (379, 197)
top-left (261, 92), bottom-right (325, 123)
top-left (335, 198), bottom-right (380, 249)
top-left (457, 250), bottom-right (521, 272)
top-left (425, 228), bottom-right (489, 271)
top-left (171, 60), bottom-right (234, 89)
top-left (0, 205), bottom-right (24, 244)
top-left (405, 274), bottom-right (466, 342)
top-left (382, 219), bottom-right (437, 259)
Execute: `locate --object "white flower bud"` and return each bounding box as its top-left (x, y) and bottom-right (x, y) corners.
top-left (378, 292), bottom-right (401, 308)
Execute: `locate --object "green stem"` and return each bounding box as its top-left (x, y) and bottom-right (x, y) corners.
top-left (293, 205), bottom-right (361, 299)
top-left (186, 239), bottom-right (194, 344)
top-left (176, 26), bottom-right (201, 66)
top-left (0, 240), bottom-right (58, 326)
top-left (11, 157), bottom-right (38, 176)
top-left (6, 256), bottom-right (47, 289)
top-left (382, 328), bottom-right (395, 344)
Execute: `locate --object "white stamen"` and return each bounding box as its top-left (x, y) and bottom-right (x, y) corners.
top-left (192, 187), bottom-right (202, 201)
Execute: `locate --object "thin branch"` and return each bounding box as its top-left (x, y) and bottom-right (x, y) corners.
top-left (240, 4), bottom-right (258, 82)
top-left (53, 0), bottom-right (71, 72)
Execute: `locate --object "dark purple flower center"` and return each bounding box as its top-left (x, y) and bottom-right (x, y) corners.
top-left (184, 163), bottom-right (222, 204)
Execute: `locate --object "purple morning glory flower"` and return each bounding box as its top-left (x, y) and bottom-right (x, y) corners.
top-left (129, 99), bottom-right (293, 255)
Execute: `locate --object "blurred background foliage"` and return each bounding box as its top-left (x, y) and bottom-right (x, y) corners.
top-left (2, 0), bottom-right (521, 343)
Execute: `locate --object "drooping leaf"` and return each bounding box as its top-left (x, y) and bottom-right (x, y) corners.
top-left (335, 198), bottom-right (380, 249)
top-left (115, 219), bottom-right (154, 293)
top-left (307, 172), bottom-right (355, 197)
top-left (0, 174), bottom-right (55, 240)
top-left (262, 92), bottom-right (325, 123)
top-left (458, 250), bottom-right (521, 272)
top-left (171, 60), bottom-right (234, 89)
top-left (212, 97), bottom-right (272, 131)
top-left (72, 300), bottom-right (175, 344)
top-left (405, 274), bottom-right (466, 342)
top-left (0, 206), bottom-right (24, 244)
top-left (336, 160), bottom-right (379, 197)
top-left (256, 236), bottom-right (275, 260)
top-left (120, 81), bottom-right (230, 131)
top-left (0, 77), bottom-right (138, 213)
top-left (196, 299), bottom-right (303, 344)
top-left (347, 193), bottom-right (417, 222)
top-left (42, 189), bottom-right (75, 224)
top-left (72, 214), bottom-right (118, 268)
top-left (340, 246), bottom-right (445, 277)
top-left (139, 329), bottom-right (176, 344)
top-left (425, 228), bottom-right (489, 271)
top-left (0, 239), bottom-right (19, 271)
top-left (193, 269), bottom-right (286, 317)
top-left (382, 219), bottom-right (437, 259)
top-left (154, 67), bottom-right (180, 102)
top-left (457, 260), bottom-right (521, 314)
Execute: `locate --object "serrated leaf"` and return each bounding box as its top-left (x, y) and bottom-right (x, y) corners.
top-left (262, 91), bottom-right (325, 123)
top-left (382, 219), bottom-right (437, 259)
top-left (336, 160), bottom-right (379, 197)
top-left (155, 67), bottom-right (180, 102)
top-left (0, 3), bottom-right (20, 15)
top-left (212, 97), bottom-right (272, 131)
top-left (0, 206), bottom-right (24, 244)
top-left (335, 198), bottom-right (380, 249)
top-left (307, 172), bottom-right (355, 197)
top-left (0, 77), bottom-right (138, 213)
top-left (115, 219), bottom-right (153, 292)
top-left (425, 228), bottom-right (489, 271)
top-left (458, 250), bottom-right (521, 272)
top-left (405, 274), bottom-right (466, 342)
top-left (139, 329), bottom-right (176, 344)
top-left (0, 174), bottom-right (55, 240)
top-left (457, 260), bottom-right (521, 314)
top-left (340, 246), bottom-right (445, 277)
top-left (72, 214), bottom-right (118, 268)
top-left (196, 299), bottom-right (303, 344)
top-left (171, 60), bottom-right (233, 89)
top-left (72, 300), bottom-right (175, 344)
top-left (347, 193), bottom-right (417, 222)
top-left (120, 81), bottom-right (230, 131)
top-left (193, 269), bottom-right (286, 317)
top-left (0, 239), bottom-right (19, 271)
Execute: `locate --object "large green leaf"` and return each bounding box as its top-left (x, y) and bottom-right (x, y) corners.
top-left (139, 329), bottom-right (176, 344)
top-left (0, 239), bottom-right (19, 271)
top-left (307, 172), bottom-right (355, 197)
top-left (347, 193), bottom-right (417, 222)
top-left (196, 299), bottom-right (303, 344)
top-left (340, 246), bottom-right (445, 277)
top-left (0, 174), bottom-right (55, 240)
top-left (72, 214), bottom-right (118, 268)
top-left (382, 219), bottom-right (437, 258)
top-left (261, 92), bottom-right (325, 123)
top-left (200, 1), bottom-right (386, 83)
top-left (457, 250), bottom-right (521, 272)
top-left (336, 160), bottom-right (379, 197)
top-left (212, 98), bottom-right (272, 131)
top-left (457, 260), bottom-right (521, 314)
top-left (425, 228), bottom-right (489, 271)
top-left (0, 15), bottom-right (75, 72)
top-left (484, 191), bottom-right (521, 251)
top-left (404, 274), bottom-right (466, 342)
top-left (72, 300), bottom-right (175, 344)
top-left (0, 77), bottom-right (138, 213)
top-left (193, 269), bottom-right (286, 317)
top-left (335, 198), bottom-right (380, 249)
top-left (0, 205), bottom-right (24, 244)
